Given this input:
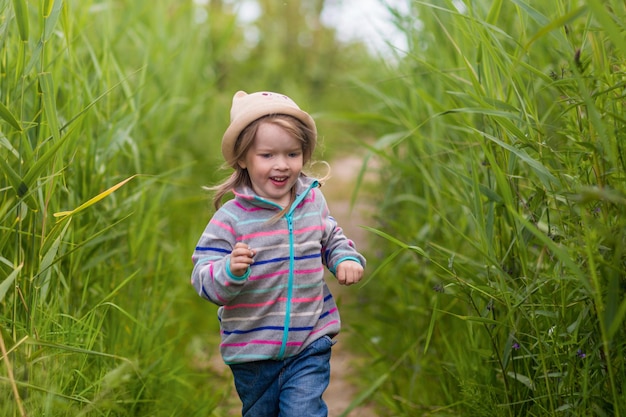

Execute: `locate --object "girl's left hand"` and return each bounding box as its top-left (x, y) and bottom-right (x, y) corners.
top-left (336, 260), bottom-right (363, 286)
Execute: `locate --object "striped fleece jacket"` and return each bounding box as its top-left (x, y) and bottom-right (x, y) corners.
top-left (191, 175), bottom-right (366, 364)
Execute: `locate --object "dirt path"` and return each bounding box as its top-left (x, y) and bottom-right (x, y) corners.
top-left (203, 154), bottom-right (378, 416)
top-left (323, 155), bottom-right (378, 417)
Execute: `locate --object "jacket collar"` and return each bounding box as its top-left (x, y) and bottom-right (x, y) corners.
top-left (233, 175), bottom-right (319, 211)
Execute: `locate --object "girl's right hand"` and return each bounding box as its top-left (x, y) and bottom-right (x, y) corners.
top-left (230, 242), bottom-right (256, 277)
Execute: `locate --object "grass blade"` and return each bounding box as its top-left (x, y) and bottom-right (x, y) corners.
top-left (0, 101), bottom-right (22, 131)
top-left (0, 264), bottom-right (22, 302)
top-left (11, 0), bottom-right (29, 41)
top-left (39, 72), bottom-right (61, 142)
top-left (53, 175), bottom-right (139, 220)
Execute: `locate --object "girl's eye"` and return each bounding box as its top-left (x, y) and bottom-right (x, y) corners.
top-left (261, 153), bottom-right (272, 158)
top-left (289, 152), bottom-right (301, 158)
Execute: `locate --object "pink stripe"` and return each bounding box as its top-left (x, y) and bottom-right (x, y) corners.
top-left (240, 229), bottom-right (288, 240)
top-left (222, 340), bottom-right (280, 347)
top-left (225, 295), bottom-right (322, 310)
top-left (240, 225), bottom-right (324, 241)
top-left (249, 269), bottom-right (289, 281)
top-left (210, 219), bottom-right (235, 235)
top-left (326, 307), bottom-right (338, 315)
top-left (251, 340), bottom-right (282, 345)
top-left (225, 297), bottom-right (286, 310)
top-left (234, 200), bottom-right (264, 212)
top-left (293, 267), bottom-right (324, 275)
top-left (311, 320), bottom-right (339, 335)
top-left (291, 296), bottom-right (322, 303)
top-left (249, 267), bottom-right (323, 281)
top-left (294, 225), bottom-right (325, 235)
top-left (232, 190), bottom-right (254, 200)
top-left (221, 340), bottom-right (303, 348)
top-left (296, 191), bottom-right (316, 207)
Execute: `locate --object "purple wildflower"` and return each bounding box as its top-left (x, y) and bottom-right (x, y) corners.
top-left (512, 342), bottom-right (520, 350)
top-left (577, 349), bottom-right (586, 358)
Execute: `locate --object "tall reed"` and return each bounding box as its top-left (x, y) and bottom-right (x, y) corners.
top-left (350, 1), bottom-right (626, 416)
top-left (0, 0), bottom-right (234, 414)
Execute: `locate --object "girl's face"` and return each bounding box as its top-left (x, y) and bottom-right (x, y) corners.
top-left (238, 121), bottom-right (304, 207)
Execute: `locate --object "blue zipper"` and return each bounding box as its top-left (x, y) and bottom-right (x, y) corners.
top-left (276, 180), bottom-right (318, 359)
top-left (277, 215), bottom-right (295, 359)
top-left (252, 181), bottom-right (319, 359)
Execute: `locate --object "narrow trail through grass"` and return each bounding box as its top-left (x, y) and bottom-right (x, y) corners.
top-left (323, 154), bottom-right (378, 417)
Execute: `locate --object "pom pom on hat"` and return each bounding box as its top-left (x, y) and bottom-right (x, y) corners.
top-left (221, 91), bottom-right (317, 167)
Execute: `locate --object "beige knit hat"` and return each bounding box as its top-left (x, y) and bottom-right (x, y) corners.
top-left (221, 91), bottom-right (317, 167)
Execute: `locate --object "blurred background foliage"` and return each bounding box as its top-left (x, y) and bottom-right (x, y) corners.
top-left (2, 0), bottom-right (626, 416)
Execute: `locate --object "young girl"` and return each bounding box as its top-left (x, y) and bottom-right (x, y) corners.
top-left (191, 90), bottom-right (366, 416)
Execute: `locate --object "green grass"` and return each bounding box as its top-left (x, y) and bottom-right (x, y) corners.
top-left (5, 0), bottom-right (625, 416)
top-left (0, 0), bottom-right (246, 415)
top-left (348, 1), bottom-right (626, 416)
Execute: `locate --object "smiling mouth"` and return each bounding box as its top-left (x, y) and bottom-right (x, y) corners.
top-left (270, 176), bottom-right (288, 183)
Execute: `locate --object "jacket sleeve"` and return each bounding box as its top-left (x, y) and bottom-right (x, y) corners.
top-left (190, 209), bottom-right (247, 305)
top-left (317, 190), bottom-right (367, 274)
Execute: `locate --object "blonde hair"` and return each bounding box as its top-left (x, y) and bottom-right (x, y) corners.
top-left (208, 114), bottom-right (327, 219)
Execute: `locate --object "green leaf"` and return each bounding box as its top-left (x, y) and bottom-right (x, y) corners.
top-left (436, 309), bottom-right (501, 326)
top-left (43, 0), bottom-right (64, 41)
top-left (424, 296), bottom-right (438, 354)
top-left (42, 0), bottom-right (54, 17)
top-left (21, 123), bottom-right (76, 191)
top-left (11, 0), bottom-right (29, 41)
top-left (506, 208), bottom-right (590, 292)
top-left (361, 226), bottom-right (427, 257)
top-left (0, 156), bottom-right (24, 194)
top-left (0, 101), bottom-right (22, 131)
top-left (53, 175), bottom-right (139, 220)
top-left (482, 131), bottom-right (560, 188)
top-left (37, 220), bottom-right (71, 302)
top-left (0, 264), bottom-right (22, 302)
top-left (586, 0), bottom-right (626, 59)
top-left (507, 371), bottom-right (535, 390)
top-left (0, 153), bottom-right (38, 209)
top-left (521, 4), bottom-right (587, 50)
top-left (39, 72), bottom-right (61, 142)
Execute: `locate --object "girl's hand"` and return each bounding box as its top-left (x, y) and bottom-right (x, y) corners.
top-left (230, 242), bottom-right (256, 278)
top-left (336, 260), bottom-right (363, 286)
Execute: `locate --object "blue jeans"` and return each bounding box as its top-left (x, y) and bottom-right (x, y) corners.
top-left (229, 336), bottom-right (334, 417)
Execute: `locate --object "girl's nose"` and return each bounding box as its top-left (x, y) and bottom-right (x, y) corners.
top-left (274, 156), bottom-right (288, 169)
